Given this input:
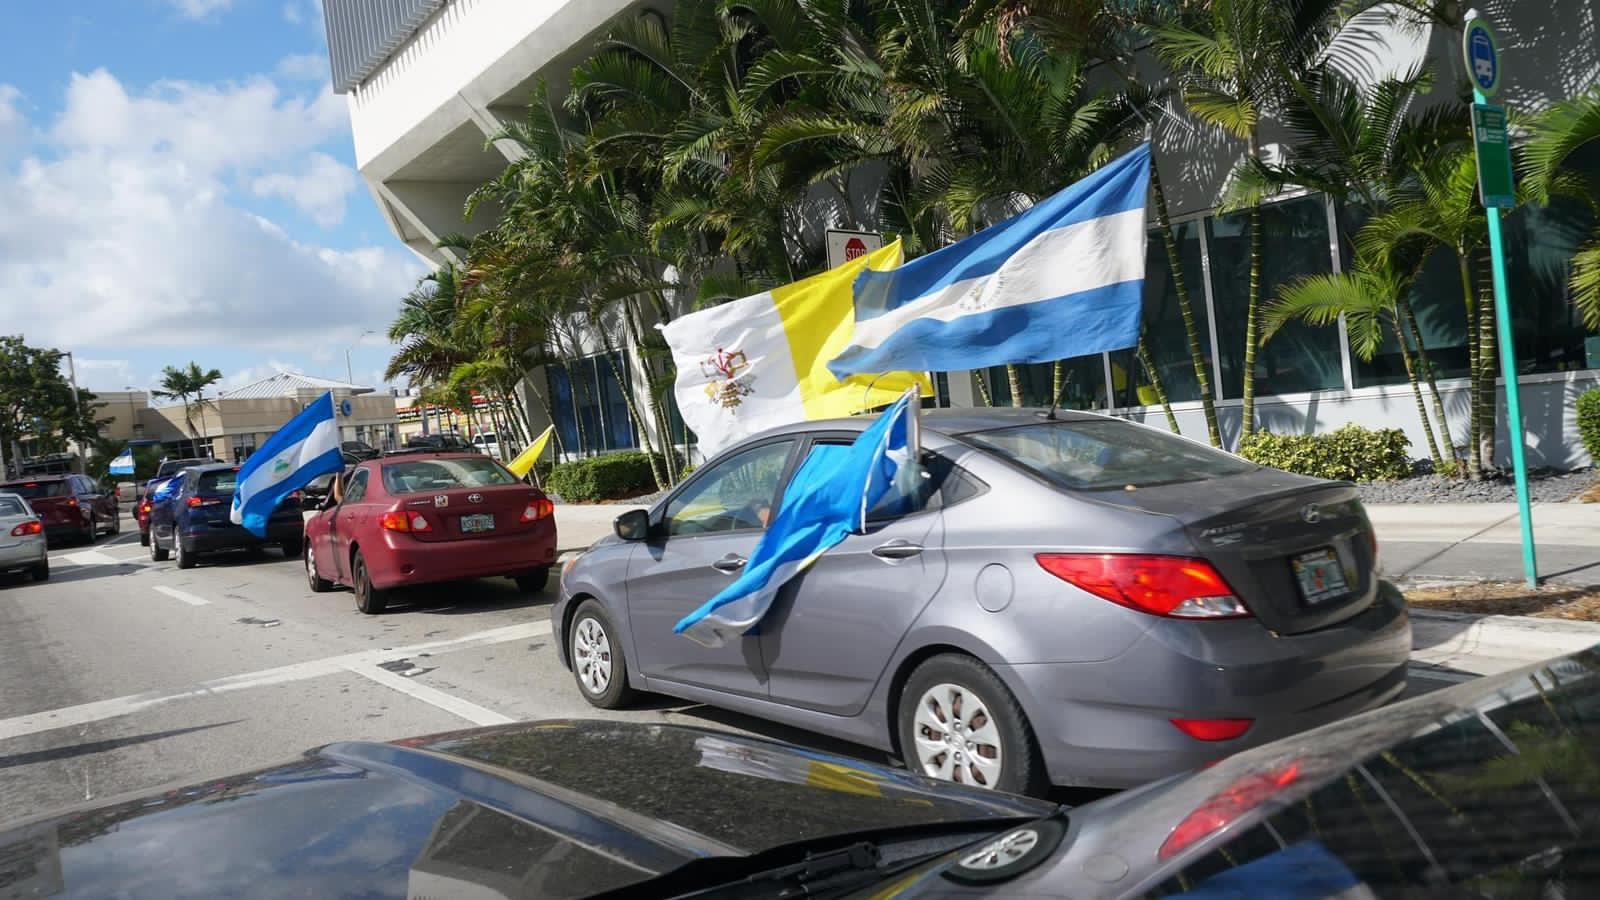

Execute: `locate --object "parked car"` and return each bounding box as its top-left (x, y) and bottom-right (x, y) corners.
top-left (403, 433), bottom-right (477, 453)
top-left (0, 492), bottom-right (47, 582)
top-left (0, 474), bottom-right (119, 545)
top-left (302, 450), bottom-right (557, 614)
top-left (470, 431), bottom-right (500, 459)
top-left (341, 441), bottom-right (380, 465)
top-left (137, 457), bottom-right (219, 546)
top-left (148, 463), bottom-right (303, 569)
top-left (555, 408), bottom-right (1413, 796)
top-left (3, 649), bottom-right (1597, 899)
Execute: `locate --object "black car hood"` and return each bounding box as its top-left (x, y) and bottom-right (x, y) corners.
top-left (0, 720), bottom-right (1049, 899)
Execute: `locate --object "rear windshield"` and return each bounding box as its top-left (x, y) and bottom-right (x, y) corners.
top-left (196, 470), bottom-right (239, 495)
top-left (0, 497), bottom-right (29, 516)
top-left (382, 458), bottom-right (516, 494)
top-left (158, 459), bottom-right (212, 477)
top-left (965, 420), bottom-right (1257, 491)
top-left (4, 481), bottom-right (69, 499)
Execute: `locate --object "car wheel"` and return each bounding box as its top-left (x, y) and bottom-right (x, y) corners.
top-left (305, 543), bottom-right (332, 593)
top-left (150, 533), bottom-right (169, 562)
top-left (280, 538), bottom-right (303, 559)
top-left (109, 513), bottom-right (120, 536)
top-left (514, 568), bottom-right (550, 594)
top-left (32, 559), bottom-right (49, 582)
top-left (353, 551), bottom-right (388, 615)
top-left (139, 531), bottom-right (150, 547)
top-left (175, 538), bottom-right (196, 570)
top-left (84, 515), bottom-right (98, 544)
top-left (897, 655), bottom-right (1049, 797)
top-left (941, 817), bottom-right (1068, 886)
top-left (569, 600), bottom-right (634, 709)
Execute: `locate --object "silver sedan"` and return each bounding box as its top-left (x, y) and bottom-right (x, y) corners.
top-left (553, 408), bottom-right (1412, 797)
top-left (0, 492), bottom-right (48, 582)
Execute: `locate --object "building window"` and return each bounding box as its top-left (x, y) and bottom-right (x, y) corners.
top-left (231, 433), bottom-right (258, 462)
top-left (547, 351), bottom-right (639, 456)
top-left (981, 356), bottom-right (1106, 410)
top-left (1109, 220), bottom-right (1213, 407)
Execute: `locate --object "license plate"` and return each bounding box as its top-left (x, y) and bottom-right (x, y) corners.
top-left (1292, 548), bottom-right (1348, 605)
top-left (460, 513), bottom-right (495, 534)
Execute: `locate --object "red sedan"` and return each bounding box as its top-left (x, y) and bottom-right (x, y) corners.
top-left (302, 451), bottom-right (558, 614)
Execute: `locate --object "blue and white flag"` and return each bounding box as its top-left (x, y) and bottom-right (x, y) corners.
top-left (108, 448), bottom-right (135, 476)
top-left (828, 143), bottom-right (1151, 377)
top-left (674, 388), bottom-right (921, 648)
top-left (229, 391), bottom-right (343, 538)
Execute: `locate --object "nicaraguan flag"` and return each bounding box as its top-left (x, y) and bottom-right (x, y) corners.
top-left (674, 388), bottom-right (921, 648)
top-left (108, 447), bottom-right (135, 476)
top-left (229, 391), bottom-right (343, 538)
top-left (828, 143), bottom-right (1151, 377)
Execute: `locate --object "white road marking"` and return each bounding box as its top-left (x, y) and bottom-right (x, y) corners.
top-left (152, 585), bottom-right (211, 606)
top-left (341, 662), bottom-right (515, 726)
top-left (60, 550), bottom-right (119, 565)
top-left (0, 622), bottom-right (542, 742)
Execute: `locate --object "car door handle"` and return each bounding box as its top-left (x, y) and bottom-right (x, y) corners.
top-left (872, 540), bottom-right (924, 561)
top-left (712, 554), bottom-right (747, 574)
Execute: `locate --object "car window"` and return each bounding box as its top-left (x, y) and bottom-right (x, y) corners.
top-left (197, 469), bottom-right (239, 495)
top-left (381, 457), bottom-right (513, 494)
top-left (344, 469), bottom-right (370, 504)
top-left (664, 441), bottom-right (795, 536)
top-left (0, 496), bottom-right (28, 516)
top-left (966, 419), bottom-right (1258, 491)
top-left (5, 481), bottom-right (68, 499)
top-left (804, 441), bottom-right (976, 522)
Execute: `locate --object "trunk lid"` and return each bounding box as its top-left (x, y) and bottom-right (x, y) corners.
top-left (392, 485), bottom-right (550, 543)
top-left (1088, 469), bottom-right (1378, 635)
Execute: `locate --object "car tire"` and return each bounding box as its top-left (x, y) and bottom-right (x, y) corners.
top-left (175, 538), bottom-right (196, 570)
top-left (140, 531), bottom-right (150, 547)
top-left (941, 817), bottom-right (1068, 885)
top-left (897, 654), bottom-right (1050, 797)
top-left (84, 516), bottom-right (98, 544)
top-left (31, 559), bottom-right (49, 582)
top-left (569, 600), bottom-right (634, 709)
top-left (353, 551), bottom-right (388, 615)
top-left (305, 543), bottom-right (332, 594)
top-left (109, 513), bottom-right (120, 536)
top-left (280, 538), bottom-right (303, 559)
top-left (150, 533), bottom-right (169, 562)
top-left (514, 568), bottom-right (550, 594)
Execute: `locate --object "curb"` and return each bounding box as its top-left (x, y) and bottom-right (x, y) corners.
top-left (1409, 607), bottom-right (1600, 635)
top-left (1410, 608), bottom-right (1600, 674)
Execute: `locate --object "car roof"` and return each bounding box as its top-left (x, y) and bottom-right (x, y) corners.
top-left (741, 405), bottom-right (1113, 443)
top-left (2, 474), bottom-right (70, 484)
top-left (376, 449), bottom-right (485, 462)
top-left (187, 462), bottom-right (241, 474)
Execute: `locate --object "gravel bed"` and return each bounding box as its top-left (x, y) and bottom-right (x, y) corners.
top-left (1355, 467), bottom-right (1595, 505)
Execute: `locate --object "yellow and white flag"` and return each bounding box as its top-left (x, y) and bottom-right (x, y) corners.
top-left (661, 241), bottom-right (931, 459)
top-left (506, 425), bottom-right (554, 478)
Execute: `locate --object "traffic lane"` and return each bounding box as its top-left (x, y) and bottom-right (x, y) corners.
top-left (1380, 539), bottom-right (1600, 584)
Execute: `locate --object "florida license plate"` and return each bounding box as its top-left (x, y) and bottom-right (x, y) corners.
top-left (460, 513), bottom-right (495, 533)
top-left (1292, 548), bottom-right (1348, 605)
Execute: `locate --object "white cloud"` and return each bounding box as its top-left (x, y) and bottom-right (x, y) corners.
top-left (251, 152), bottom-right (358, 227)
top-left (167, 0), bottom-right (234, 20)
top-left (72, 358), bottom-right (138, 391)
top-left (0, 85), bottom-right (25, 149)
top-left (220, 360), bottom-right (301, 392)
top-left (275, 52), bottom-right (328, 82)
top-left (0, 69), bottom-right (424, 356)
top-left (283, 2), bottom-right (304, 24)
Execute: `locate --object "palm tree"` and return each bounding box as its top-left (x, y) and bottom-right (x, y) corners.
top-left (1154, 0), bottom-right (1341, 441)
top-left (152, 362), bottom-right (223, 440)
top-left (1523, 87), bottom-right (1600, 332)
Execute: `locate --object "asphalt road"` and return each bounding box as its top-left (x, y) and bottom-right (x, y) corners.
top-left (1, 522), bottom-right (1463, 825)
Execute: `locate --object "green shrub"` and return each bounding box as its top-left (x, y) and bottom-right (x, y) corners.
top-left (1578, 387), bottom-right (1600, 464)
top-left (546, 451), bottom-right (661, 502)
top-left (1238, 424), bottom-right (1412, 482)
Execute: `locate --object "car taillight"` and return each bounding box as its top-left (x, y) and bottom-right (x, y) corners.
top-left (10, 521), bottom-right (42, 537)
top-left (380, 511), bottom-right (432, 533)
top-left (66, 497), bottom-right (79, 507)
top-left (140, 502), bottom-right (152, 514)
top-left (520, 498), bottom-right (555, 522)
top-left (1158, 762), bottom-right (1302, 860)
top-left (1035, 554), bottom-right (1251, 619)
top-left (1170, 718), bottom-right (1254, 741)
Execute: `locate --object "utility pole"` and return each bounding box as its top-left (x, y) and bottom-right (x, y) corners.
top-left (64, 351), bottom-right (85, 473)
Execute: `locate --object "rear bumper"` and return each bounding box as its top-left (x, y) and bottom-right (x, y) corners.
top-left (181, 519), bottom-right (303, 553)
top-left (366, 519), bottom-right (558, 590)
top-left (0, 539), bottom-right (46, 570)
top-left (996, 582), bottom-right (1413, 789)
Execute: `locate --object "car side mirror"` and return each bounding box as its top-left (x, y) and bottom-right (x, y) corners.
top-left (614, 508), bottom-right (650, 542)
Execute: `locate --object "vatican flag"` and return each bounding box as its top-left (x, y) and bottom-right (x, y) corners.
top-left (660, 241), bottom-right (931, 459)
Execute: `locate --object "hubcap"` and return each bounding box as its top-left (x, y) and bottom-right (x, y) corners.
top-left (912, 682), bottom-right (1003, 788)
top-left (306, 546), bottom-right (316, 582)
top-left (573, 617), bottom-right (613, 695)
top-left (959, 828), bottom-right (1040, 870)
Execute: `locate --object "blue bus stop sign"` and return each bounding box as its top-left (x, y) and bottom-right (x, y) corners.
top-left (1463, 17), bottom-right (1500, 97)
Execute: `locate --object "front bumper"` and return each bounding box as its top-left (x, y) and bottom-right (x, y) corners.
top-left (0, 537), bottom-right (46, 570)
top-left (996, 582), bottom-right (1413, 789)
top-left (366, 519), bottom-right (558, 590)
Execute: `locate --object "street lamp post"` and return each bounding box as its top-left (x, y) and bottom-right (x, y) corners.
top-left (345, 330), bottom-right (377, 385)
top-left (64, 351), bottom-right (85, 473)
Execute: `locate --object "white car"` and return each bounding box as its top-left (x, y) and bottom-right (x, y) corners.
top-left (0, 491), bottom-right (48, 582)
top-left (471, 432), bottom-right (501, 459)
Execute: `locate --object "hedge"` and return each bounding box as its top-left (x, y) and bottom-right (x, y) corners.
top-left (1578, 387), bottom-right (1600, 464)
top-left (1237, 424), bottom-right (1412, 482)
top-left (545, 451), bottom-right (661, 502)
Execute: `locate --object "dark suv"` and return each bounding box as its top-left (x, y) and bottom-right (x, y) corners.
top-left (137, 457), bottom-right (219, 546)
top-left (148, 463), bottom-right (303, 569)
top-left (1, 474), bottom-right (120, 545)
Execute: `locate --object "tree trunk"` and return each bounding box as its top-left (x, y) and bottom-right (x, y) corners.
top-left (1393, 317), bottom-right (1444, 468)
top-left (599, 348), bottom-right (666, 490)
top-left (1137, 335), bottom-right (1182, 434)
top-left (1456, 252), bottom-right (1483, 478)
top-left (1400, 296), bottom-right (1456, 473)
top-left (974, 370), bottom-right (995, 407)
top-left (1475, 249), bottom-right (1500, 472)
top-left (1006, 364), bottom-right (1025, 408)
top-left (1240, 204), bottom-right (1264, 442)
top-left (622, 300), bottom-right (676, 486)
top-left (1050, 360), bottom-right (1064, 407)
top-left (1150, 157), bottom-right (1220, 447)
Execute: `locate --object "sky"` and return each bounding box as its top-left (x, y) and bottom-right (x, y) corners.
top-left (0, 0), bottom-right (429, 399)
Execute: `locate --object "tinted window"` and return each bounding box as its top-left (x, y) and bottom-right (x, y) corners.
top-left (0, 497), bottom-right (28, 516)
top-left (344, 469), bottom-right (369, 503)
top-left (1145, 654), bottom-right (1600, 898)
top-left (665, 441), bottom-right (794, 535)
top-left (5, 481), bottom-right (69, 499)
top-left (806, 442), bottom-right (979, 521)
top-left (196, 470), bottom-right (239, 495)
top-left (382, 458), bottom-right (513, 494)
top-left (967, 420), bottom-right (1257, 490)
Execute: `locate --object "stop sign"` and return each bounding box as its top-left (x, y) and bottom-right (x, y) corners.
top-left (844, 237), bottom-right (867, 261)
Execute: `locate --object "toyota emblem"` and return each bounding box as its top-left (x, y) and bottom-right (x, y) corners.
top-left (1300, 504), bottom-right (1321, 524)
top-left (467, 493), bottom-right (483, 504)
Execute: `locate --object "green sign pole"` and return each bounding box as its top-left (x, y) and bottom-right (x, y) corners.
top-left (1465, 11), bottom-right (1537, 587)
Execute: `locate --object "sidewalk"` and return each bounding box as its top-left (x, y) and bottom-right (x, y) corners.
top-left (1367, 502), bottom-right (1599, 585)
